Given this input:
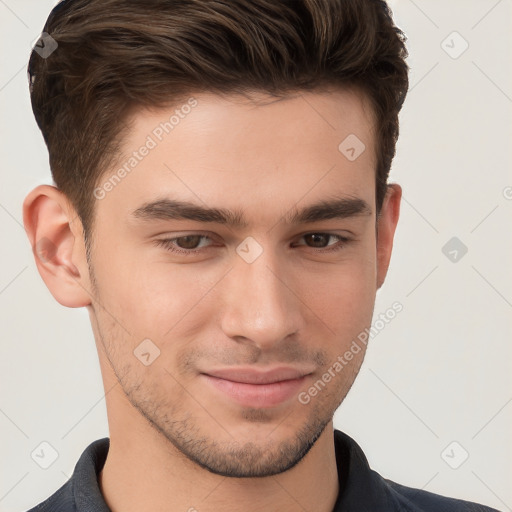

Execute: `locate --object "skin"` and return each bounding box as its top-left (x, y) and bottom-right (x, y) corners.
top-left (23, 88), bottom-right (401, 512)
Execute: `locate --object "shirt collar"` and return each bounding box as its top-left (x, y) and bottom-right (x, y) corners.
top-left (332, 430), bottom-right (396, 511)
top-left (72, 437), bottom-right (110, 512)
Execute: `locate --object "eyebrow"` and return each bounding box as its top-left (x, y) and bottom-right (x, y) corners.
top-left (130, 195), bottom-right (372, 228)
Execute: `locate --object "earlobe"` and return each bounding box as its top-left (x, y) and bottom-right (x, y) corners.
top-left (23, 185), bottom-right (93, 308)
top-left (376, 184), bottom-right (401, 289)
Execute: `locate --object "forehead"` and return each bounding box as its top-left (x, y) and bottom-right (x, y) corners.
top-left (96, 88), bottom-right (377, 225)
top-left (154, 87), bottom-right (376, 151)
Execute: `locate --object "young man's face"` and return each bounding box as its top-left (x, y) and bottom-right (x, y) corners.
top-left (61, 89), bottom-right (400, 477)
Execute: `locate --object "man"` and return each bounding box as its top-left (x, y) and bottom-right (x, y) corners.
top-left (23, 0), bottom-right (500, 510)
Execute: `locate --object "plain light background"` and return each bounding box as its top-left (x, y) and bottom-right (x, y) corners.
top-left (1, 1), bottom-right (511, 511)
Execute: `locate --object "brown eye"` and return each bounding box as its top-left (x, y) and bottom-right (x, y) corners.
top-left (154, 234), bottom-right (213, 255)
top-left (294, 233), bottom-right (351, 253)
top-left (175, 235), bottom-right (203, 249)
top-left (304, 233), bottom-right (331, 248)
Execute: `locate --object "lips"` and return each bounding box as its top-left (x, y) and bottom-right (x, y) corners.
top-left (205, 367), bottom-right (310, 384)
top-left (200, 366), bottom-right (312, 408)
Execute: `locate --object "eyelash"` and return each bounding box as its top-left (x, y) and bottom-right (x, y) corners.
top-left (154, 233), bottom-right (351, 256)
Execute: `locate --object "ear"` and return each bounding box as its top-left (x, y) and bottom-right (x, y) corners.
top-left (23, 184), bottom-right (93, 307)
top-left (376, 184), bottom-right (401, 289)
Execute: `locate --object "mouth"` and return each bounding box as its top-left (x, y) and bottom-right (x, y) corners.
top-left (200, 366), bottom-right (313, 408)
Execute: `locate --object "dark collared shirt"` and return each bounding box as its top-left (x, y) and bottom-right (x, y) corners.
top-left (27, 430), bottom-right (500, 511)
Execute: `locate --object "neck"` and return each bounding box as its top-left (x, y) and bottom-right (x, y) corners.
top-left (99, 388), bottom-right (339, 512)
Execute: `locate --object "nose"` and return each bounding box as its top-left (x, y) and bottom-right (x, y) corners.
top-left (219, 246), bottom-right (306, 350)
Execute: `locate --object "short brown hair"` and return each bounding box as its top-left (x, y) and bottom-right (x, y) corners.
top-left (28, 0), bottom-right (408, 240)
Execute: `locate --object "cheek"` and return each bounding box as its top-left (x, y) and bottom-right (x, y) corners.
top-left (303, 254), bottom-right (377, 337)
